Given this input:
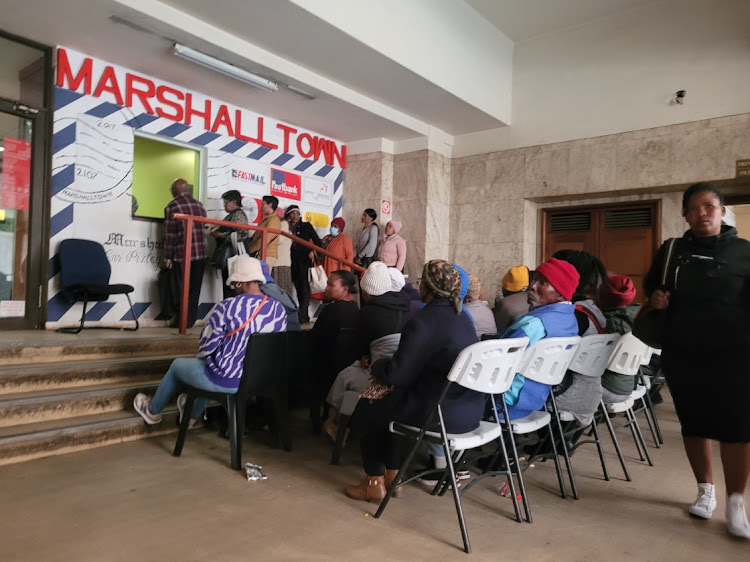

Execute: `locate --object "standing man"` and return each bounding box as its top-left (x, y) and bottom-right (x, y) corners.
top-left (248, 195), bottom-right (281, 265)
top-left (164, 178), bottom-right (207, 328)
top-left (286, 204), bottom-right (322, 324)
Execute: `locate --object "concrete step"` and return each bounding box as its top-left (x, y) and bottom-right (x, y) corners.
top-left (0, 408), bottom-right (182, 466)
top-left (0, 355), bottom-right (189, 395)
top-left (0, 381), bottom-right (162, 428)
top-left (0, 336), bottom-right (198, 366)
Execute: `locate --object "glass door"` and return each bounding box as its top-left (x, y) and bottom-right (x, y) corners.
top-left (0, 100), bottom-right (45, 328)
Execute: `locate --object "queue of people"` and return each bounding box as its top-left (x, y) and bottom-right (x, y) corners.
top-left (154, 183), bottom-right (749, 540)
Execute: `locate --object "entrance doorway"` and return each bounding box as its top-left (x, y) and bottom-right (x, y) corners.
top-left (0, 33), bottom-right (52, 328)
top-left (541, 201), bottom-right (661, 304)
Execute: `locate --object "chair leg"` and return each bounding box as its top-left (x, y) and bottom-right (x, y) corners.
top-left (173, 393), bottom-right (196, 457)
top-left (551, 400), bottom-right (578, 500)
top-left (498, 428), bottom-right (523, 523)
top-left (590, 420), bottom-right (610, 481)
top-left (639, 395), bottom-right (661, 448)
top-left (227, 398), bottom-right (241, 470)
top-left (330, 414), bottom-right (350, 465)
top-left (58, 298), bottom-right (89, 334)
top-left (600, 401), bottom-right (631, 482)
top-left (123, 293), bottom-right (139, 331)
top-left (501, 400), bottom-right (532, 523)
top-left (546, 422), bottom-right (568, 500)
top-left (625, 408), bottom-right (647, 462)
top-left (628, 408), bottom-right (654, 467)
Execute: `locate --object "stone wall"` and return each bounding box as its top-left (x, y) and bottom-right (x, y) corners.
top-left (344, 112), bottom-right (750, 298)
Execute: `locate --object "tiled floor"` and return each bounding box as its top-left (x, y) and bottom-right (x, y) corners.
top-left (0, 393), bottom-right (748, 560)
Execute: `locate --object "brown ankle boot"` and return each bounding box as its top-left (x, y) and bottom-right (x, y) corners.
top-left (384, 469), bottom-right (404, 498)
top-left (344, 475), bottom-right (386, 502)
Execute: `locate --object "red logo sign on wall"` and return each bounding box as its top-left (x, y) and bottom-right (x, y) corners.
top-left (381, 199), bottom-right (391, 215)
top-left (271, 168), bottom-right (301, 201)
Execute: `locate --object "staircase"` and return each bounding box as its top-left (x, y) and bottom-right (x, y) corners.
top-left (0, 335), bottom-right (198, 466)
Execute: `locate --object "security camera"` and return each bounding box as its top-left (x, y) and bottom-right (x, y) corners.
top-left (675, 90), bottom-right (686, 104)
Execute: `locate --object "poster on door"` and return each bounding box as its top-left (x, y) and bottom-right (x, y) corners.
top-left (1, 137), bottom-right (31, 210)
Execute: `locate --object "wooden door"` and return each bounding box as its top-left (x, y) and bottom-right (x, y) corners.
top-left (542, 202), bottom-right (660, 304)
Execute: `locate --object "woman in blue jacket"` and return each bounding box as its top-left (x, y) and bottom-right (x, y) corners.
top-left (344, 260), bottom-right (481, 502)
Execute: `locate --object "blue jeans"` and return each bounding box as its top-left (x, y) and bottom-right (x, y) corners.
top-left (150, 357), bottom-right (238, 419)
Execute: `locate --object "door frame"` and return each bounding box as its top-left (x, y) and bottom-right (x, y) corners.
top-left (0, 30), bottom-right (54, 329)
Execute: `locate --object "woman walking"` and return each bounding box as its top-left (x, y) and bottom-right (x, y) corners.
top-left (646, 182), bottom-right (750, 538)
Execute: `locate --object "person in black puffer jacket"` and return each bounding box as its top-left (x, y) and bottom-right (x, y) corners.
top-left (646, 182), bottom-right (750, 537)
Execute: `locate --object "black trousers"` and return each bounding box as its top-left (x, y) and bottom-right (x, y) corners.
top-left (291, 258), bottom-right (311, 324)
top-left (350, 390), bottom-right (410, 476)
top-left (174, 260), bottom-right (205, 328)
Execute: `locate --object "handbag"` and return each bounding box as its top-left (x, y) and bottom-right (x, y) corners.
top-left (308, 256), bottom-right (328, 294)
top-left (360, 377), bottom-right (394, 403)
top-left (211, 239), bottom-right (236, 270)
top-left (226, 232), bottom-right (248, 272)
top-left (632, 238), bottom-right (678, 348)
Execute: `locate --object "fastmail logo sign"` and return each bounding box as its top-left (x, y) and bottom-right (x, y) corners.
top-left (231, 169), bottom-right (266, 186)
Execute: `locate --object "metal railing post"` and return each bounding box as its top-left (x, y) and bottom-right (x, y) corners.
top-left (179, 216), bottom-right (194, 335)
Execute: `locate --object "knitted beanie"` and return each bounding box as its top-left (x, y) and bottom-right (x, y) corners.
top-left (360, 261), bottom-right (392, 297)
top-left (388, 267), bottom-right (406, 292)
top-left (599, 274), bottom-right (636, 308)
top-left (534, 258), bottom-right (580, 301)
top-left (502, 265), bottom-right (530, 292)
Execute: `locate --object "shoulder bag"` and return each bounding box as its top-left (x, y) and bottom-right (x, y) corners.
top-left (632, 238), bottom-right (677, 348)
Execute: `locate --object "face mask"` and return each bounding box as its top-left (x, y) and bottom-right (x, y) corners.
top-left (330, 227), bottom-right (340, 236)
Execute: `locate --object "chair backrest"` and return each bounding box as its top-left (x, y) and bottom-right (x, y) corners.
top-left (447, 337), bottom-right (529, 395)
top-left (640, 346), bottom-right (654, 366)
top-left (285, 330), bottom-right (313, 404)
top-left (240, 332), bottom-right (288, 396)
top-left (568, 333), bottom-right (621, 378)
top-left (518, 336), bottom-right (581, 386)
top-left (606, 332), bottom-right (649, 376)
top-left (58, 239), bottom-right (111, 289)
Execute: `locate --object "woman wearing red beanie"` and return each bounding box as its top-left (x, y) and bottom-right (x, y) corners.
top-left (598, 275), bottom-right (641, 403)
top-left (320, 217), bottom-right (354, 276)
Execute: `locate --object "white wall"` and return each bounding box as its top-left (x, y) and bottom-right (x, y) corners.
top-left (289, 0), bottom-right (514, 125)
top-left (453, 0), bottom-right (750, 157)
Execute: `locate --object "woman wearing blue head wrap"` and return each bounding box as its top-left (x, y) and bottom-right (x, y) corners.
top-left (452, 264), bottom-right (474, 324)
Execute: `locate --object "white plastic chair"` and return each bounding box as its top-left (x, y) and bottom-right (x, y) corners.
top-left (603, 333), bottom-right (654, 466)
top-left (505, 336), bottom-right (580, 521)
top-left (634, 345), bottom-right (664, 446)
top-left (555, 333), bottom-right (623, 489)
top-left (374, 337), bottom-right (530, 554)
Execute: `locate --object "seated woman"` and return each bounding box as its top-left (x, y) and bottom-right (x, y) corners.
top-left (324, 262), bottom-right (410, 440)
top-left (311, 270), bottom-right (360, 408)
top-left (344, 260), bottom-right (481, 502)
top-left (133, 256), bottom-right (288, 427)
top-left (464, 274), bottom-right (497, 338)
top-left (550, 250), bottom-right (609, 426)
top-left (497, 258), bottom-right (580, 419)
top-left (598, 274), bottom-right (640, 403)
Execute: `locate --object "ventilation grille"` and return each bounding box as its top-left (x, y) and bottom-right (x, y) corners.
top-left (549, 212), bottom-right (591, 232)
top-left (605, 208), bottom-right (653, 228)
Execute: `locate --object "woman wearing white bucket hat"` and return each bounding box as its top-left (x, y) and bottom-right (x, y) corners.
top-left (134, 256), bottom-right (288, 428)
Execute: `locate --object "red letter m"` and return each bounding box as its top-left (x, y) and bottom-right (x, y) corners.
top-left (56, 48), bottom-right (93, 94)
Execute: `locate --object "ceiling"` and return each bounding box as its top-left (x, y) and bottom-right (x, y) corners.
top-left (466, 0), bottom-right (661, 42)
top-left (0, 0), bottom-right (665, 144)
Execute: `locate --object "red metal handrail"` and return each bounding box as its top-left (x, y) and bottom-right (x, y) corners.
top-left (173, 213), bottom-right (364, 334)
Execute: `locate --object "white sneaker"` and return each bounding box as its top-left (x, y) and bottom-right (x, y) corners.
top-left (688, 483), bottom-right (716, 519)
top-left (133, 393), bottom-right (162, 425)
top-left (726, 493), bottom-right (750, 539)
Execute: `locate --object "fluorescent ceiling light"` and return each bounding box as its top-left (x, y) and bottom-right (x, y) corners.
top-left (173, 43), bottom-right (278, 92)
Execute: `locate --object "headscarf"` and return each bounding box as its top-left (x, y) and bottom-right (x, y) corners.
top-left (453, 264), bottom-right (474, 322)
top-left (422, 260), bottom-right (462, 312)
top-left (331, 217), bottom-right (346, 230)
top-left (388, 220), bottom-right (402, 234)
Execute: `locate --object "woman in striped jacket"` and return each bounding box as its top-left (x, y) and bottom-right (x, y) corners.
top-left (134, 256), bottom-right (287, 426)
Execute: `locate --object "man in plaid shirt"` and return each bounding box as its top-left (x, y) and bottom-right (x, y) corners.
top-left (164, 178), bottom-right (207, 328)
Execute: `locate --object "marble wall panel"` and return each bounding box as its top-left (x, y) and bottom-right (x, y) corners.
top-left (615, 138), bottom-right (639, 189)
top-left (671, 126), bottom-right (736, 184)
top-left (588, 142), bottom-right (618, 192)
top-left (487, 155), bottom-right (525, 200)
top-left (394, 152), bottom-right (428, 202)
top-left (635, 135), bottom-right (672, 188)
top-left (426, 200), bottom-right (451, 247)
top-left (428, 152), bottom-right (452, 205)
top-left (452, 160), bottom-right (487, 205)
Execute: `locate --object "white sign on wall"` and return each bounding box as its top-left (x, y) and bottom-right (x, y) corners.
top-left (303, 176), bottom-right (332, 207)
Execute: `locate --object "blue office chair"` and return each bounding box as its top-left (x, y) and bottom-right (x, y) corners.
top-left (57, 238), bottom-right (138, 333)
